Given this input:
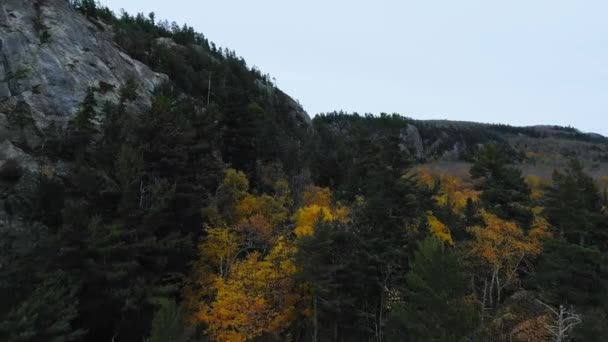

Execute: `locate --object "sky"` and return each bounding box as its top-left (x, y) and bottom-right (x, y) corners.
top-left (101, 0), bottom-right (608, 135)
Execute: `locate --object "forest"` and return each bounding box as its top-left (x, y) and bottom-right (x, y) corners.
top-left (1, 1), bottom-right (607, 341)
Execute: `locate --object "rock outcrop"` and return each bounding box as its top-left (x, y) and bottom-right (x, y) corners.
top-left (0, 0), bottom-right (169, 230)
top-left (399, 124), bottom-right (424, 160)
top-left (0, 0), bottom-right (167, 132)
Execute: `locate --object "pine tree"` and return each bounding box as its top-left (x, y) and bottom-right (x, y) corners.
top-left (0, 271), bottom-right (86, 342)
top-left (532, 238), bottom-right (606, 307)
top-left (543, 159), bottom-right (605, 246)
top-left (470, 145), bottom-right (533, 227)
top-left (68, 88), bottom-right (98, 152)
top-left (0, 223), bottom-right (55, 322)
top-left (74, 88), bottom-right (97, 135)
top-left (114, 144), bottom-right (144, 213)
top-left (386, 237), bottom-right (477, 342)
top-left (531, 160), bottom-right (608, 337)
top-left (295, 221), bottom-right (374, 341)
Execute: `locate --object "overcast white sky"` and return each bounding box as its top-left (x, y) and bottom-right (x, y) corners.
top-left (101, 0), bottom-right (608, 135)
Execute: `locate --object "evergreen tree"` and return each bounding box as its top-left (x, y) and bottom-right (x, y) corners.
top-left (0, 272), bottom-right (86, 342)
top-left (0, 223), bottom-right (55, 322)
top-left (74, 88), bottom-right (97, 135)
top-left (533, 238), bottom-right (607, 307)
top-left (531, 160), bottom-right (608, 337)
top-left (470, 145), bottom-right (533, 226)
top-left (68, 88), bottom-right (98, 152)
top-left (543, 159), bottom-right (606, 246)
top-left (296, 221), bottom-right (376, 341)
top-left (386, 238), bottom-right (477, 342)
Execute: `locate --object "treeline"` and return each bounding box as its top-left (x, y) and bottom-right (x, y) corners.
top-left (312, 113), bottom-right (607, 166)
top-left (310, 112), bottom-right (523, 167)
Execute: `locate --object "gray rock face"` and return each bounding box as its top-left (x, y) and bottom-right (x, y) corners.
top-left (275, 89), bottom-right (312, 126)
top-left (399, 124), bottom-right (424, 160)
top-left (0, 0), bottom-right (167, 131)
top-left (0, 139), bottom-right (37, 171)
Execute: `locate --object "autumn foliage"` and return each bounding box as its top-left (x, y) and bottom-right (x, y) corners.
top-left (181, 159), bottom-right (602, 341)
top-left (187, 171), bottom-right (350, 341)
top-left (293, 186), bottom-right (349, 238)
top-left (198, 241), bottom-right (298, 341)
top-left (426, 212), bottom-right (454, 245)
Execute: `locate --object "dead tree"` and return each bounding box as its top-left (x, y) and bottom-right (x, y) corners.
top-left (537, 300), bottom-right (582, 342)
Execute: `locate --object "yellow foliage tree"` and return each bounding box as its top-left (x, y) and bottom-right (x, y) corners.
top-left (293, 187), bottom-right (349, 238)
top-left (435, 174), bottom-right (480, 213)
top-left (182, 226), bottom-right (242, 319)
top-left (416, 169), bottom-right (480, 213)
top-left (525, 174), bottom-right (545, 200)
top-left (468, 210), bottom-right (550, 309)
top-left (293, 205), bottom-right (334, 238)
top-left (192, 171), bottom-right (349, 340)
top-left (198, 239), bottom-right (299, 341)
top-left (199, 227), bottom-right (242, 278)
top-left (426, 212), bottom-right (454, 245)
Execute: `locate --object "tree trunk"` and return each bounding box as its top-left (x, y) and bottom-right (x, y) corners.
top-left (496, 275), bottom-right (501, 304)
top-left (312, 295), bottom-right (318, 342)
top-left (333, 322), bottom-right (339, 342)
top-left (378, 289), bottom-right (384, 342)
top-left (556, 305), bottom-right (564, 342)
top-left (489, 268), bottom-right (498, 307)
top-left (480, 278), bottom-right (488, 330)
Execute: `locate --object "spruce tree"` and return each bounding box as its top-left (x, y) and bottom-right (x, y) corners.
top-left (0, 271), bottom-right (85, 342)
top-left (386, 237), bottom-right (477, 342)
top-left (74, 88), bottom-right (97, 136)
top-left (532, 160), bottom-right (608, 337)
top-left (470, 145), bottom-right (533, 227)
top-left (295, 221), bottom-right (375, 341)
top-left (543, 159), bottom-right (605, 246)
top-left (68, 88), bottom-right (98, 152)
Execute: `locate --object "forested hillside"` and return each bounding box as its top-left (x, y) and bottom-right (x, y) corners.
top-left (0, 1), bottom-right (607, 341)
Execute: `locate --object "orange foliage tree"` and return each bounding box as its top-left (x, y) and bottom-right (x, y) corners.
top-left (197, 239), bottom-right (299, 341)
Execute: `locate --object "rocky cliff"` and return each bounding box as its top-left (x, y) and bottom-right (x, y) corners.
top-left (0, 0), bottom-right (167, 168)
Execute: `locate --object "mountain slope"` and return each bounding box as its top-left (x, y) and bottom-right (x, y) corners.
top-left (0, 2), bottom-right (606, 342)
